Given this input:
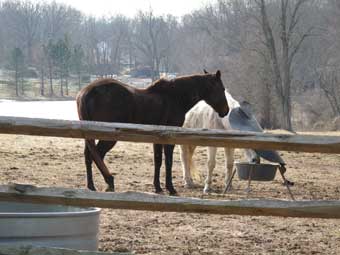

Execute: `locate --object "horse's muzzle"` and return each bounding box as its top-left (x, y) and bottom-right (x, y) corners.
top-left (218, 106), bottom-right (229, 118)
top-left (219, 112), bottom-right (227, 118)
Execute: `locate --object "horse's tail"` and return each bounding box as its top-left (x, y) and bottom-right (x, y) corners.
top-left (76, 89), bottom-right (95, 149)
top-left (76, 89), bottom-right (112, 179)
top-left (76, 89), bottom-right (90, 121)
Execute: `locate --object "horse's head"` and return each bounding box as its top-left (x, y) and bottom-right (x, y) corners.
top-left (245, 149), bottom-right (260, 164)
top-left (202, 70), bottom-right (229, 117)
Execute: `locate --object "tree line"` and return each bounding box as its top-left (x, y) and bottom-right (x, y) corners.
top-left (0, 0), bottom-right (340, 131)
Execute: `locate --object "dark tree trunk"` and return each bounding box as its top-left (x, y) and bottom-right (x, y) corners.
top-left (15, 68), bottom-right (19, 97)
top-left (256, 0), bottom-right (309, 131)
top-left (49, 63), bottom-right (53, 96)
top-left (60, 74), bottom-right (63, 97)
top-left (40, 68), bottom-right (45, 96)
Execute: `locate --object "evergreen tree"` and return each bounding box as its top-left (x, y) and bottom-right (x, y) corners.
top-left (72, 44), bottom-right (85, 90)
top-left (9, 47), bottom-right (25, 97)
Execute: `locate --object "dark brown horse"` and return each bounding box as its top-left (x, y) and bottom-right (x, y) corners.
top-left (76, 70), bottom-right (229, 195)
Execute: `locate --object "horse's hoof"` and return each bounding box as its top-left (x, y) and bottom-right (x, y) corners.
top-left (105, 186), bottom-right (115, 192)
top-left (245, 187), bottom-right (252, 193)
top-left (184, 182), bottom-right (198, 189)
top-left (168, 190), bottom-right (178, 196)
top-left (283, 180), bottom-right (294, 186)
top-left (166, 186), bottom-right (178, 196)
top-left (88, 187), bottom-right (97, 191)
top-left (203, 187), bottom-right (212, 194)
top-left (155, 188), bottom-right (164, 194)
top-left (224, 185), bottom-right (233, 193)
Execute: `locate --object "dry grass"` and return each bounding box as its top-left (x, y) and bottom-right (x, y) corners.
top-left (0, 134), bottom-right (340, 254)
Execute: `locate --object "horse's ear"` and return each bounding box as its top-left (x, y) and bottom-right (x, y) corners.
top-left (216, 70), bottom-right (221, 79)
top-left (203, 69), bottom-right (208, 74)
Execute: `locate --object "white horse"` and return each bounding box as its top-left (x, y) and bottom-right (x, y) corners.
top-left (180, 91), bottom-right (260, 193)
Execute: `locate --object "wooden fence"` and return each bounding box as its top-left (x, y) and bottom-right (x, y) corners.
top-left (1, 116), bottom-right (340, 153)
top-left (0, 116), bottom-right (339, 218)
top-left (1, 183), bottom-right (340, 219)
top-left (1, 116), bottom-right (340, 254)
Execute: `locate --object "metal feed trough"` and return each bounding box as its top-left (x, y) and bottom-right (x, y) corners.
top-left (236, 162), bottom-right (278, 181)
top-left (224, 162), bottom-right (295, 200)
top-left (0, 201), bottom-right (100, 251)
top-left (222, 102), bottom-right (295, 199)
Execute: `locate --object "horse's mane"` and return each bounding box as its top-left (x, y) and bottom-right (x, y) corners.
top-left (146, 75), bottom-right (204, 94)
top-left (146, 78), bottom-right (171, 92)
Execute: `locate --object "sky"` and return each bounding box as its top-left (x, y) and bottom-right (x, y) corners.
top-left (45, 0), bottom-right (211, 18)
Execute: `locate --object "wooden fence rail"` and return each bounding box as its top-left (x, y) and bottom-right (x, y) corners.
top-left (1, 184), bottom-right (340, 219)
top-left (1, 116), bottom-right (340, 219)
top-left (1, 116), bottom-right (340, 153)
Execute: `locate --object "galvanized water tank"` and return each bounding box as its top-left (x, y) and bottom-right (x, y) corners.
top-left (0, 202), bottom-right (100, 251)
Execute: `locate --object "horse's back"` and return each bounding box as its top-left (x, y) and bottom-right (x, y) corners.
top-left (76, 78), bottom-right (166, 124)
top-left (77, 78), bottom-right (136, 122)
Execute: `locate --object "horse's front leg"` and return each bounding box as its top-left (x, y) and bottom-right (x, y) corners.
top-left (153, 144), bottom-right (163, 193)
top-left (204, 147), bottom-right (217, 193)
top-left (224, 147), bottom-right (234, 192)
top-left (164, 144), bottom-right (177, 195)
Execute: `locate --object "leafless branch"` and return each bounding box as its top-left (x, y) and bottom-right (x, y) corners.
top-left (288, 26), bottom-right (314, 65)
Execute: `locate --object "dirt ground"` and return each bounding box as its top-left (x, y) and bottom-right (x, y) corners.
top-left (0, 133), bottom-right (340, 254)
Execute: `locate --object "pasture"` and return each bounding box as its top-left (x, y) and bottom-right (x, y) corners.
top-left (1, 132), bottom-right (340, 254)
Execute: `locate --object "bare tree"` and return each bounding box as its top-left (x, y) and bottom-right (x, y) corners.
top-left (193, 0), bottom-right (247, 55)
top-left (72, 44), bottom-right (85, 90)
top-left (43, 40), bottom-right (55, 96)
top-left (82, 17), bottom-right (100, 75)
top-left (41, 2), bottom-right (82, 42)
top-left (318, 70), bottom-right (340, 116)
top-left (313, 0), bottom-right (340, 117)
top-left (0, 0), bottom-right (336, 131)
top-left (108, 15), bottom-right (130, 74)
top-left (82, 17), bottom-right (115, 77)
top-left (9, 47), bottom-right (24, 96)
top-left (253, 0), bottom-right (313, 130)
top-left (36, 45), bottom-right (46, 96)
top-left (132, 10), bottom-right (177, 80)
top-left (0, 0), bottom-right (42, 63)
top-left (174, 13), bottom-right (217, 73)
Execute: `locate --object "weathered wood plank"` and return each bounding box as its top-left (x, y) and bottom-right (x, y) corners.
top-left (0, 244), bottom-right (131, 255)
top-left (0, 116), bottom-right (340, 153)
top-left (1, 184), bottom-right (340, 219)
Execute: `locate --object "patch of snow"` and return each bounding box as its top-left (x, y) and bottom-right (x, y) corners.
top-left (0, 100), bottom-right (78, 120)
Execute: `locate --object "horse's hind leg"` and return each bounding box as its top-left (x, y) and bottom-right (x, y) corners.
top-left (97, 140), bottom-right (116, 191)
top-left (85, 139), bottom-right (115, 192)
top-left (204, 147), bottom-right (217, 193)
top-left (224, 148), bottom-right (234, 192)
top-left (164, 144), bottom-right (177, 195)
top-left (153, 144), bottom-right (163, 193)
top-left (180, 144), bottom-right (196, 188)
top-left (85, 144), bottom-right (96, 191)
